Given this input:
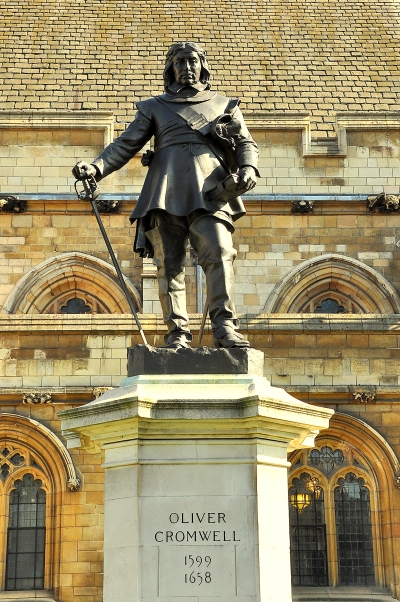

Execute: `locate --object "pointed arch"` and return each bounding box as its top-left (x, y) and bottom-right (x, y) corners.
top-left (289, 412), bottom-right (400, 596)
top-left (264, 254), bottom-right (400, 313)
top-left (0, 414), bottom-right (81, 595)
top-left (319, 413), bottom-right (400, 488)
top-left (2, 252), bottom-right (141, 315)
top-left (0, 413), bottom-right (80, 493)
top-left (290, 412), bottom-right (400, 509)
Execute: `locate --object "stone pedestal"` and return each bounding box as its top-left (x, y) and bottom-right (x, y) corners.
top-left (59, 348), bottom-right (333, 602)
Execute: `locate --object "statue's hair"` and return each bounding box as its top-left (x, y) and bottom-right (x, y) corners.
top-left (163, 42), bottom-right (211, 91)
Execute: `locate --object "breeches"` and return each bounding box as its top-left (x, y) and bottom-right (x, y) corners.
top-left (144, 210), bottom-right (238, 342)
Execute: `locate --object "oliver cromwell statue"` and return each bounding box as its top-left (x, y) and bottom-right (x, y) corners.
top-left (73, 42), bottom-right (259, 349)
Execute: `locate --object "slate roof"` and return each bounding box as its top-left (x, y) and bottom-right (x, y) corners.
top-left (0, 0), bottom-right (399, 133)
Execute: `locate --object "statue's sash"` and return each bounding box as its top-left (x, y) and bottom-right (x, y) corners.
top-left (155, 96), bottom-right (239, 173)
top-left (155, 95), bottom-right (238, 136)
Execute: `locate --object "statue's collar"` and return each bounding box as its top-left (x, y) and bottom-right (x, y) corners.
top-left (168, 81), bottom-right (210, 94)
top-left (160, 84), bottom-right (216, 104)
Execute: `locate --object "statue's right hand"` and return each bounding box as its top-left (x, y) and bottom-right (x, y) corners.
top-left (72, 161), bottom-right (97, 181)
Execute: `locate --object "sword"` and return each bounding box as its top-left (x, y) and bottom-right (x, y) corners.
top-left (74, 176), bottom-right (148, 346)
top-left (198, 298), bottom-right (209, 345)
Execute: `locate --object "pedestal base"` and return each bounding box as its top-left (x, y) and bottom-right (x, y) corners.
top-left (60, 370), bottom-right (333, 602)
top-left (127, 345), bottom-right (264, 376)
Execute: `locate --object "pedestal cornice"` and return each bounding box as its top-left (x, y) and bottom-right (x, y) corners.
top-left (59, 374), bottom-right (333, 454)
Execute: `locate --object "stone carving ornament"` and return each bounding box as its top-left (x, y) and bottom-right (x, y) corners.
top-left (0, 196), bottom-right (27, 213)
top-left (367, 192), bottom-right (400, 213)
top-left (291, 199), bottom-right (314, 214)
top-left (352, 391), bottom-right (376, 404)
top-left (94, 198), bottom-right (121, 214)
top-left (22, 392), bottom-right (52, 405)
top-left (67, 477), bottom-right (81, 491)
top-left (93, 387), bottom-right (114, 399)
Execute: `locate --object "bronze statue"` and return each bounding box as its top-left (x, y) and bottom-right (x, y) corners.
top-left (73, 42), bottom-right (259, 349)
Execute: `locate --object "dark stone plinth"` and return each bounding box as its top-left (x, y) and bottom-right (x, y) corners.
top-left (127, 345), bottom-right (264, 377)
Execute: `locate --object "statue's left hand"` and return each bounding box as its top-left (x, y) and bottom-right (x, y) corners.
top-left (236, 166), bottom-right (257, 192)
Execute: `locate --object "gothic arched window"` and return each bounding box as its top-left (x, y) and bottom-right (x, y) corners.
top-left (289, 445), bottom-right (377, 588)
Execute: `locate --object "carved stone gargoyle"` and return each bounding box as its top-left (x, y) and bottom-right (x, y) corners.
top-left (291, 199), bottom-right (314, 214)
top-left (367, 192), bottom-right (400, 213)
top-left (352, 391), bottom-right (376, 404)
top-left (93, 198), bottom-right (121, 214)
top-left (0, 196), bottom-right (27, 213)
top-left (22, 392), bottom-right (52, 405)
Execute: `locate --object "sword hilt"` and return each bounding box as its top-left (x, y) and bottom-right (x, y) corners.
top-left (74, 175), bottom-right (100, 202)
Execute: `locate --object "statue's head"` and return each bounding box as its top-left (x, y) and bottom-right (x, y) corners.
top-left (163, 42), bottom-right (211, 91)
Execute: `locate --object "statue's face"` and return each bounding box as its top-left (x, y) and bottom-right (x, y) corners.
top-left (172, 49), bottom-right (202, 86)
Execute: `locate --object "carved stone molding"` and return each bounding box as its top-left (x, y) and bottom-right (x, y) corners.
top-left (0, 196), bottom-right (27, 213)
top-left (265, 254), bottom-right (400, 314)
top-left (92, 387), bottom-right (114, 399)
top-left (352, 391), bottom-right (376, 404)
top-left (367, 193), bottom-right (400, 213)
top-left (3, 251), bottom-right (142, 315)
top-left (0, 110), bottom-right (115, 146)
top-left (246, 112), bottom-right (400, 158)
top-left (22, 392), bottom-right (52, 405)
top-left (291, 200), bottom-right (314, 214)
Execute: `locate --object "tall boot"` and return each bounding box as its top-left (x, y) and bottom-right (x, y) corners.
top-left (189, 216), bottom-right (249, 347)
top-left (145, 225), bottom-right (193, 347)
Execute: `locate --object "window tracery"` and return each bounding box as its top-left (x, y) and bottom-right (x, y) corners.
top-left (60, 297), bottom-right (93, 314)
top-left (309, 447), bottom-right (344, 475)
top-left (314, 298), bottom-right (346, 314)
top-left (289, 442), bottom-right (376, 588)
top-left (299, 291), bottom-right (363, 314)
top-left (0, 446), bottom-right (44, 484)
top-left (44, 291), bottom-right (109, 314)
top-left (4, 252), bottom-right (141, 315)
top-left (265, 254), bottom-right (400, 314)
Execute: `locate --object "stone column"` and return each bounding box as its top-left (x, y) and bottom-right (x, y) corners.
top-left (59, 347), bottom-right (333, 602)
